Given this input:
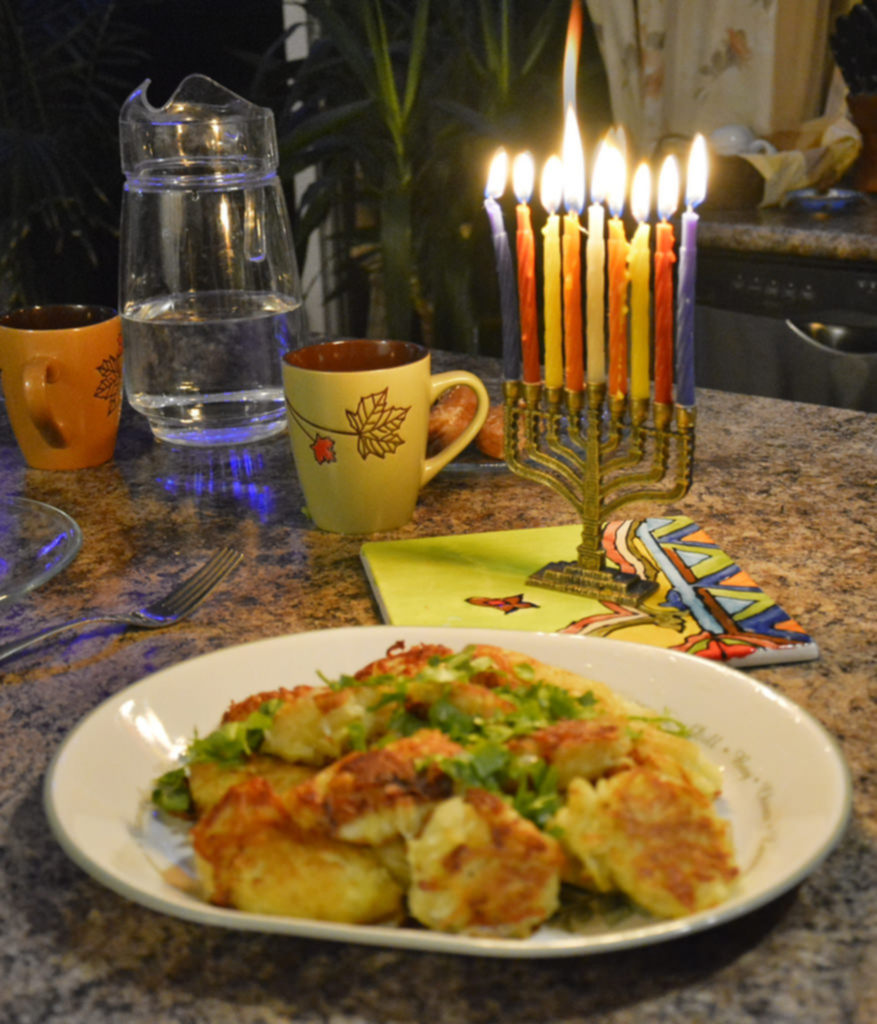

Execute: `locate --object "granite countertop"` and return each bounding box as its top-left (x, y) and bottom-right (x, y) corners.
top-left (701, 197), bottom-right (877, 261)
top-left (1, 354), bottom-right (875, 1024)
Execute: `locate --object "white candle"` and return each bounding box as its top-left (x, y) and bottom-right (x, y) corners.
top-left (586, 140), bottom-right (610, 386)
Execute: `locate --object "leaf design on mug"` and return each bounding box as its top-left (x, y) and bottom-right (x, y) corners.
top-left (94, 353), bottom-right (123, 414)
top-left (311, 435), bottom-right (336, 464)
top-left (345, 389), bottom-right (410, 460)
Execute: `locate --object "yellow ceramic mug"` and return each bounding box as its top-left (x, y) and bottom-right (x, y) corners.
top-left (0, 305), bottom-right (123, 469)
top-left (283, 339), bottom-right (489, 533)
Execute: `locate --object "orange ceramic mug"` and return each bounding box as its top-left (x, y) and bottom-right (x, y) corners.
top-left (0, 305), bottom-right (123, 469)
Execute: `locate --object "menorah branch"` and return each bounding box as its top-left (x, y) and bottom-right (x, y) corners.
top-left (503, 380), bottom-right (696, 605)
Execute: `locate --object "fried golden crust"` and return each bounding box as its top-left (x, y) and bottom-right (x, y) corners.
top-left (287, 730), bottom-right (462, 844)
top-left (403, 678), bottom-right (517, 720)
top-left (353, 642), bottom-right (456, 681)
top-left (508, 716), bottom-right (633, 788)
top-left (188, 755), bottom-right (316, 816)
top-left (463, 643), bottom-right (626, 712)
top-left (221, 686), bottom-right (308, 723)
top-left (629, 723), bottom-right (723, 799)
top-left (260, 684), bottom-right (392, 766)
top-left (555, 770), bottom-right (738, 917)
top-left (191, 777), bottom-right (404, 923)
top-left (177, 641), bottom-right (737, 933)
top-left (407, 789), bottom-right (563, 937)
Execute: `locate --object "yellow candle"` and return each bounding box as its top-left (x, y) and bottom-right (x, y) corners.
top-left (628, 162), bottom-right (652, 401)
top-left (605, 144), bottom-right (628, 399)
top-left (541, 155), bottom-right (564, 389)
top-left (586, 140), bottom-right (610, 386)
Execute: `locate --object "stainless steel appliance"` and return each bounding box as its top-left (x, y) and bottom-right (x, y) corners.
top-left (695, 247), bottom-right (877, 412)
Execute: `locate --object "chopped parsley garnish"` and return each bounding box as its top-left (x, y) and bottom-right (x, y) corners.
top-left (150, 699), bottom-right (283, 815)
top-left (153, 647), bottom-right (692, 832)
top-left (627, 713), bottom-right (691, 738)
top-left (436, 741), bottom-right (563, 829)
top-left (188, 698), bottom-right (284, 765)
top-left (151, 767), bottom-right (192, 816)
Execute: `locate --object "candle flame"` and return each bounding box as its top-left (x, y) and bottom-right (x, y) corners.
top-left (605, 143), bottom-right (627, 218)
top-left (513, 151), bottom-right (535, 204)
top-left (590, 139), bottom-right (612, 205)
top-left (562, 106), bottom-right (585, 214)
top-left (540, 155), bottom-right (564, 214)
top-left (562, 0), bottom-right (583, 117)
top-left (608, 124), bottom-right (629, 167)
top-left (685, 133), bottom-right (708, 208)
top-left (486, 148), bottom-right (509, 199)
top-left (631, 163), bottom-right (651, 224)
top-left (657, 155), bottom-right (680, 220)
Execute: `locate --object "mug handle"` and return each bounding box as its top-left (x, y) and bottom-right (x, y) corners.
top-left (22, 357), bottom-right (70, 448)
top-left (422, 371), bottom-right (490, 486)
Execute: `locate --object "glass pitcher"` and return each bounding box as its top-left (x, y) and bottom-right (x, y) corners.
top-left (119, 75), bottom-right (306, 447)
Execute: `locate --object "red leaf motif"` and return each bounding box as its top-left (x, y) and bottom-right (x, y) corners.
top-left (311, 435), bottom-right (336, 464)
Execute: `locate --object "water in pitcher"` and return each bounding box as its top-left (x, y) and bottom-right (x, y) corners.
top-left (123, 290), bottom-right (305, 447)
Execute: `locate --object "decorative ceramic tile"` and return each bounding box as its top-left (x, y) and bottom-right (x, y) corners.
top-left (361, 515), bottom-right (818, 667)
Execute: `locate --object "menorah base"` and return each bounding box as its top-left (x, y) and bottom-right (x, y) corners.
top-left (527, 559), bottom-right (659, 605)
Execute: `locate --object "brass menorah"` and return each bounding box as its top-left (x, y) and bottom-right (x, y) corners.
top-left (503, 381), bottom-right (695, 605)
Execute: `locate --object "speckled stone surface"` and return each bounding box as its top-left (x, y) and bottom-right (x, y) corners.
top-left (701, 198), bottom-right (877, 261)
top-left (1, 352), bottom-right (875, 1024)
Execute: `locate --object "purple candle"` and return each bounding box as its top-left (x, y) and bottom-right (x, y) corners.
top-left (674, 134), bottom-right (707, 407)
top-left (485, 149), bottom-right (521, 380)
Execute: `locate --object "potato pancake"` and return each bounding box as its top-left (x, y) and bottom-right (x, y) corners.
top-left (554, 770), bottom-right (738, 917)
top-left (191, 777), bottom-right (404, 923)
top-left (408, 789), bottom-right (563, 937)
top-left (155, 641), bottom-right (739, 936)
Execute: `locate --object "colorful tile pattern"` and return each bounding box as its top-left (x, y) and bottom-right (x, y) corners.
top-left (361, 515), bottom-right (818, 667)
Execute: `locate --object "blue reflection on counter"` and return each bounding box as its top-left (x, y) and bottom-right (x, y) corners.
top-left (156, 445), bottom-right (278, 520)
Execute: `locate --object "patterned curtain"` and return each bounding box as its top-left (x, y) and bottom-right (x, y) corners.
top-left (585, 0), bottom-right (842, 158)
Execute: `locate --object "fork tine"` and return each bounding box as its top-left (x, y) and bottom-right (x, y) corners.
top-left (148, 548), bottom-right (243, 618)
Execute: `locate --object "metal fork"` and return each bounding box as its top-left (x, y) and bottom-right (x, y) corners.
top-left (0, 547), bottom-right (243, 665)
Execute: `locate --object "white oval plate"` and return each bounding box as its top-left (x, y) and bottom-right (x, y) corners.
top-left (43, 626), bottom-right (851, 958)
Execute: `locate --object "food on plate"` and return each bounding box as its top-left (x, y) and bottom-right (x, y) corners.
top-left (152, 641), bottom-right (739, 938)
top-left (427, 387), bottom-right (505, 460)
top-left (474, 404), bottom-right (504, 459)
top-left (193, 776), bottom-right (405, 922)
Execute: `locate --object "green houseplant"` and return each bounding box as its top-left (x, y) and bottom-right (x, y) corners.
top-left (0, 0), bottom-right (143, 309)
top-left (270, 0), bottom-right (609, 353)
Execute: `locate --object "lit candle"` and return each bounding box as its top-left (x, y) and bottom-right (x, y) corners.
top-left (627, 162), bottom-right (651, 402)
top-left (485, 148), bottom-right (521, 380)
top-left (562, 107), bottom-right (585, 391)
top-left (513, 152), bottom-right (540, 384)
top-left (654, 155), bottom-right (679, 406)
top-left (586, 141), bottom-right (610, 386)
top-left (541, 154), bottom-right (564, 389)
top-left (605, 144), bottom-right (629, 400)
top-left (675, 134), bottom-right (707, 407)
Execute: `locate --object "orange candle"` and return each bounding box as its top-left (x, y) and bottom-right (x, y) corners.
top-left (654, 155), bottom-right (679, 405)
top-left (513, 152), bottom-right (540, 384)
top-left (541, 155), bottom-right (564, 389)
top-left (563, 215), bottom-right (583, 390)
top-left (605, 144), bottom-right (629, 399)
top-left (561, 107), bottom-right (585, 391)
